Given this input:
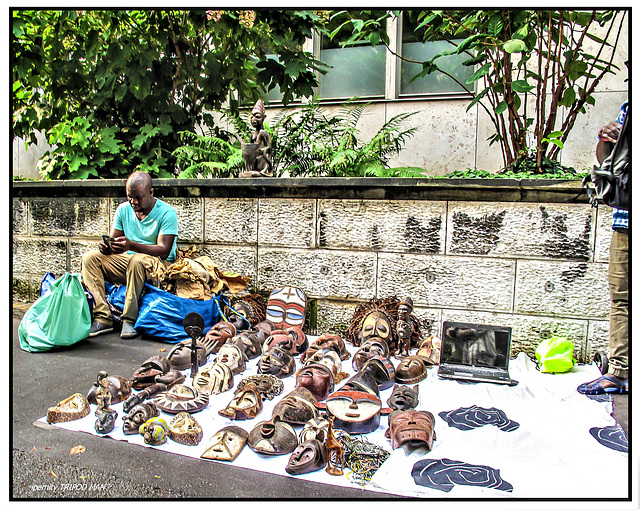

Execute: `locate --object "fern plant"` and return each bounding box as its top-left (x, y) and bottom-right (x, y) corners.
top-left (173, 99), bottom-right (419, 178)
top-left (271, 99), bottom-right (419, 177)
top-left (173, 130), bottom-right (244, 179)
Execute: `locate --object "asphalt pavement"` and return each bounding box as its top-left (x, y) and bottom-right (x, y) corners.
top-left (11, 305), bottom-right (629, 501)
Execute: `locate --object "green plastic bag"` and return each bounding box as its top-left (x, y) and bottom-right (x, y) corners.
top-left (535, 336), bottom-right (576, 373)
top-left (18, 273), bottom-right (91, 352)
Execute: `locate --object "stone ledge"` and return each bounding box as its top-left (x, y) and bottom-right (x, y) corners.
top-left (12, 177), bottom-right (588, 203)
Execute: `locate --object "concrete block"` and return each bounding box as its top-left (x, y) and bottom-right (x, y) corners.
top-left (12, 275), bottom-right (31, 302)
top-left (163, 197), bottom-right (203, 243)
top-left (69, 240), bottom-right (99, 274)
top-left (258, 198), bottom-right (316, 248)
top-left (13, 199), bottom-right (29, 235)
top-left (515, 260), bottom-right (609, 319)
top-left (13, 238), bottom-right (68, 275)
top-left (594, 206), bottom-right (614, 263)
top-left (447, 202), bottom-right (593, 260)
top-left (257, 248), bottom-right (377, 300)
top-left (377, 253), bottom-right (515, 312)
top-left (386, 99), bottom-right (477, 175)
top-left (204, 198), bottom-right (258, 245)
top-left (30, 198), bottom-right (110, 237)
top-left (314, 300), bottom-right (359, 337)
top-left (587, 320), bottom-right (610, 361)
top-left (199, 244), bottom-right (258, 287)
top-left (318, 199), bottom-right (446, 253)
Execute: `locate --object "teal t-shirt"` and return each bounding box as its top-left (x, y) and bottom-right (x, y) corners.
top-left (113, 198), bottom-right (178, 262)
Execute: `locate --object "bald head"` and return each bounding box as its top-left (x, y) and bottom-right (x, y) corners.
top-left (126, 171), bottom-right (153, 192)
top-left (126, 171), bottom-right (155, 214)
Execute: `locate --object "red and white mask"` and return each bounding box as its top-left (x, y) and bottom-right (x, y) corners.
top-left (265, 286), bottom-right (308, 329)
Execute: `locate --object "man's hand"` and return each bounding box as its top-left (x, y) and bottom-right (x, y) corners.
top-left (598, 121), bottom-right (622, 143)
top-left (109, 236), bottom-right (130, 254)
top-left (98, 239), bottom-right (112, 255)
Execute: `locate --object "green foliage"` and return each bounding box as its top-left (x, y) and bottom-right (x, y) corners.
top-left (171, 98), bottom-right (418, 178)
top-left (12, 9), bottom-right (329, 179)
top-left (269, 99), bottom-right (418, 177)
top-left (173, 131), bottom-right (244, 179)
top-left (335, 9), bottom-right (627, 173)
top-left (441, 155), bottom-right (588, 180)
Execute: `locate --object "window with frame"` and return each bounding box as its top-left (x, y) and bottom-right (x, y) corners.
top-left (318, 10), bottom-right (387, 100)
top-left (399, 11), bottom-right (473, 96)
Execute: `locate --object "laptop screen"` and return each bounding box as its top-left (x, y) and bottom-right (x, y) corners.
top-left (440, 322), bottom-right (512, 369)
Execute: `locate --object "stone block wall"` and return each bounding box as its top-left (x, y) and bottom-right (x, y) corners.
top-left (12, 178), bottom-right (613, 363)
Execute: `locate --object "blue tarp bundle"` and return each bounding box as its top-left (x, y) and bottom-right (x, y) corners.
top-left (106, 283), bottom-right (244, 343)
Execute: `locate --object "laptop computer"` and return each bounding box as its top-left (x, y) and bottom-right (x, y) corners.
top-left (437, 321), bottom-right (516, 385)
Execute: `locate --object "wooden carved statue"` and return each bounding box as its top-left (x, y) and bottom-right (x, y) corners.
top-left (239, 99), bottom-right (273, 178)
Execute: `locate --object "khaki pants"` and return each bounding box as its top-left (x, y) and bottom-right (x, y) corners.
top-left (81, 250), bottom-right (168, 325)
top-left (608, 229), bottom-right (628, 378)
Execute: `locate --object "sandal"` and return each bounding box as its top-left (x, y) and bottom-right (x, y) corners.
top-left (577, 374), bottom-right (628, 395)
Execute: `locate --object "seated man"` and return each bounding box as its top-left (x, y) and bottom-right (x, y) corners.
top-left (82, 171), bottom-right (178, 339)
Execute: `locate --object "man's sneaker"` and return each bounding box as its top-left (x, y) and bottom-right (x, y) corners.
top-left (121, 322), bottom-right (140, 340)
top-left (88, 320), bottom-right (114, 338)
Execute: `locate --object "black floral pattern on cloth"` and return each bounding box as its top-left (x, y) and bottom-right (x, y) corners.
top-left (438, 405), bottom-right (520, 432)
top-left (411, 458), bottom-right (513, 493)
top-left (589, 425), bottom-right (628, 453)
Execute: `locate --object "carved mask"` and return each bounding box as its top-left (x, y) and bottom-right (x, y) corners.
top-left (359, 356), bottom-right (396, 391)
top-left (395, 355), bottom-right (428, 384)
top-left (340, 367), bottom-right (380, 395)
top-left (272, 387), bottom-right (318, 426)
top-left (299, 417), bottom-right (330, 444)
top-left (193, 362), bottom-right (233, 395)
top-left (47, 393), bottom-right (91, 424)
top-left (326, 390), bottom-right (382, 435)
top-left (205, 322), bottom-right (237, 354)
top-left (218, 382), bottom-right (263, 420)
top-left (416, 336), bottom-right (441, 365)
top-left (94, 409), bottom-right (117, 435)
top-left (387, 384), bottom-right (420, 411)
top-left (236, 374), bottom-right (284, 401)
top-left (123, 403), bottom-right (159, 435)
top-left (385, 410), bottom-right (436, 451)
top-left (248, 417), bottom-right (298, 456)
top-left (216, 343), bottom-right (246, 375)
top-left (131, 356), bottom-right (172, 390)
top-left (201, 426), bottom-right (249, 462)
top-left (230, 330), bottom-right (264, 360)
top-left (303, 348), bottom-right (342, 378)
top-left (227, 308), bottom-right (250, 331)
top-left (285, 439), bottom-right (328, 475)
top-left (265, 286), bottom-right (308, 329)
top-left (352, 339), bottom-right (390, 372)
top-left (263, 326), bottom-right (308, 356)
top-left (167, 412), bottom-right (203, 446)
top-left (315, 334), bottom-right (350, 361)
top-left (295, 363), bottom-right (334, 402)
top-left (257, 347), bottom-right (296, 379)
top-left (140, 417), bottom-right (169, 445)
top-left (358, 310), bottom-right (392, 345)
top-left (87, 374), bottom-right (131, 406)
top-left (154, 384), bottom-right (209, 415)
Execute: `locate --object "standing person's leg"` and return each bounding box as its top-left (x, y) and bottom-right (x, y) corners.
top-left (121, 253), bottom-right (168, 338)
top-left (81, 250), bottom-right (131, 336)
top-left (578, 228), bottom-right (628, 394)
top-left (608, 229), bottom-right (629, 379)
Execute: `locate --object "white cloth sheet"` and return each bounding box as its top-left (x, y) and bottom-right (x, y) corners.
top-left (38, 340), bottom-right (629, 499)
